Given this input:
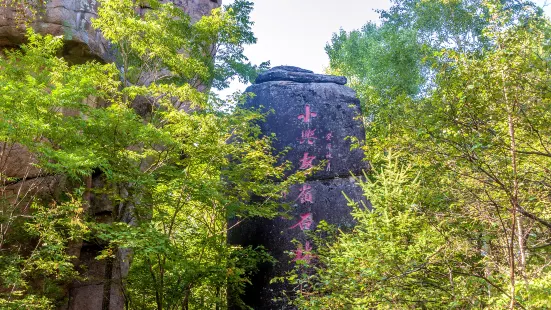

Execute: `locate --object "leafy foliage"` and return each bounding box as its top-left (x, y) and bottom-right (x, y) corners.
top-left (297, 0), bottom-right (551, 309)
top-left (0, 197), bottom-right (88, 310)
top-left (0, 1), bottom-right (297, 309)
top-left (289, 154), bottom-right (483, 309)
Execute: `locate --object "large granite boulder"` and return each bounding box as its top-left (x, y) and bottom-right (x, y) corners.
top-left (229, 66), bottom-right (369, 309)
top-left (0, 143), bottom-right (42, 180)
top-left (0, 0), bottom-right (110, 62)
top-left (248, 67), bottom-right (366, 180)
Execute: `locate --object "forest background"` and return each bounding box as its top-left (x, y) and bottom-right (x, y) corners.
top-left (1, 0), bottom-right (551, 309)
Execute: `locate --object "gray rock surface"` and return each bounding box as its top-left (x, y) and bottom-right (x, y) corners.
top-left (230, 66), bottom-right (368, 309)
top-left (0, 143), bottom-right (42, 180)
top-left (229, 178), bottom-right (368, 309)
top-left (255, 66), bottom-right (348, 85)
top-left (245, 76), bottom-right (368, 180)
top-left (0, 0), bottom-right (109, 62)
top-left (0, 0), bottom-right (221, 63)
top-left (2, 175), bottom-right (65, 205)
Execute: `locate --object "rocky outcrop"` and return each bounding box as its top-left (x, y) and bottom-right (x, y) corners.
top-left (229, 66), bottom-right (369, 309)
top-left (0, 0), bottom-right (109, 62)
top-left (255, 66), bottom-right (348, 85)
top-left (0, 143), bottom-right (42, 180)
top-left (0, 0), bottom-right (221, 63)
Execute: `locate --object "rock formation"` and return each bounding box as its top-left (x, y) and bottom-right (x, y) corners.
top-left (0, 1), bottom-right (221, 309)
top-left (229, 66), bottom-right (369, 309)
top-left (0, 0), bottom-right (221, 62)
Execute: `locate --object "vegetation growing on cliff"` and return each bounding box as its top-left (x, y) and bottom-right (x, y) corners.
top-left (0, 1), bottom-right (298, 309)
top-left (290, 0), bottom-right (551, 309)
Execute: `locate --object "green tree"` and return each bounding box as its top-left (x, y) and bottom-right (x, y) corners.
top-left (326, 0), bottom-right (542, 161)
top-left (1, 1), bottom-right (297, 309)
top-left (412, 10), bottom-right (551, 307)
top-left (0, 29), bottom-right (117, 310)
top-left (295, 1), bottom-right (551, 309)
top-left (288, 153), bottom-right (490, 309)
top-left (325, 23), bottom-right (422, 157)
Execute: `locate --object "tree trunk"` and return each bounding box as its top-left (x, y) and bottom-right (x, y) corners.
top-left (507, 107), bottom-right (518, 309)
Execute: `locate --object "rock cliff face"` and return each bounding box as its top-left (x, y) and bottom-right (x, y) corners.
top-left (0, 0), bottom-right (221, 62)
top-left (0, 1), bottom-right (220, 309)
top-left (229, 66), bottom-right (369, 309)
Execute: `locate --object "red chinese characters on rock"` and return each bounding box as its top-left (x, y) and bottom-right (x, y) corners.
top-left (289, 213), bottom-right (313, 231)
top-left (298, 129), bottom-right (317, 145)
top-left (297, 184), bottom-right (313, 204)
top-left (290, 104), bottom-right (322, 265)
top-left (299, 152), bottom-right (316, 170)
top-left (293, 241), bottom-right (314, 263)
top-left (297, 104), bottom-right (317, 123)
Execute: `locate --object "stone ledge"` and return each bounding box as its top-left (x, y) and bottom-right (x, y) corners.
top-left (255, 66), bottom-right (347, 85)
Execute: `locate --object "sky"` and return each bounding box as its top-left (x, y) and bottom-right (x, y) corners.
top-left (218, 0), bottom-right (392, 96)
top-left (234, 0), bottom-right (392, 74)
top-left (219, 0), bottom-right (551, 97)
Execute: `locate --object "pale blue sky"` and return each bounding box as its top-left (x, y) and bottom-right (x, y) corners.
top-left (235, 0), bottom-right (392, 74)
top-left (220, 0), bottom-right (550, 96)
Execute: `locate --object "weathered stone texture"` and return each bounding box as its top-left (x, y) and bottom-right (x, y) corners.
top-left (229, 178), bottom-right (367, 309)
top-left (0, 143), bottom-right (42, 180)
top-left (246, 66), bottom-right (368, 180)
top-left (169, 0), bottom-right (221, 22)
top-left (64, 245), bottom-right (128, 310)
top-left (0, 0), bottom-right (108, 62)
top-left (230, 66), bottom-right (369, 309)
top-left (0, 0), bottom-right (221, 62)
top-left (255, 66), bottom-right (348, 85)
top-left (1, 175), bottom-right (64, 206)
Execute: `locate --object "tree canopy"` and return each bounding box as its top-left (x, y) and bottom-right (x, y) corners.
top-left (289, 0), bottom-right (551, 309)
top-left (0, 1), bottom-right (299, 309)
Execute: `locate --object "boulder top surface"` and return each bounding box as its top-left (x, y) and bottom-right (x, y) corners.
top-left (255, 65), bottom-right (347, 85)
